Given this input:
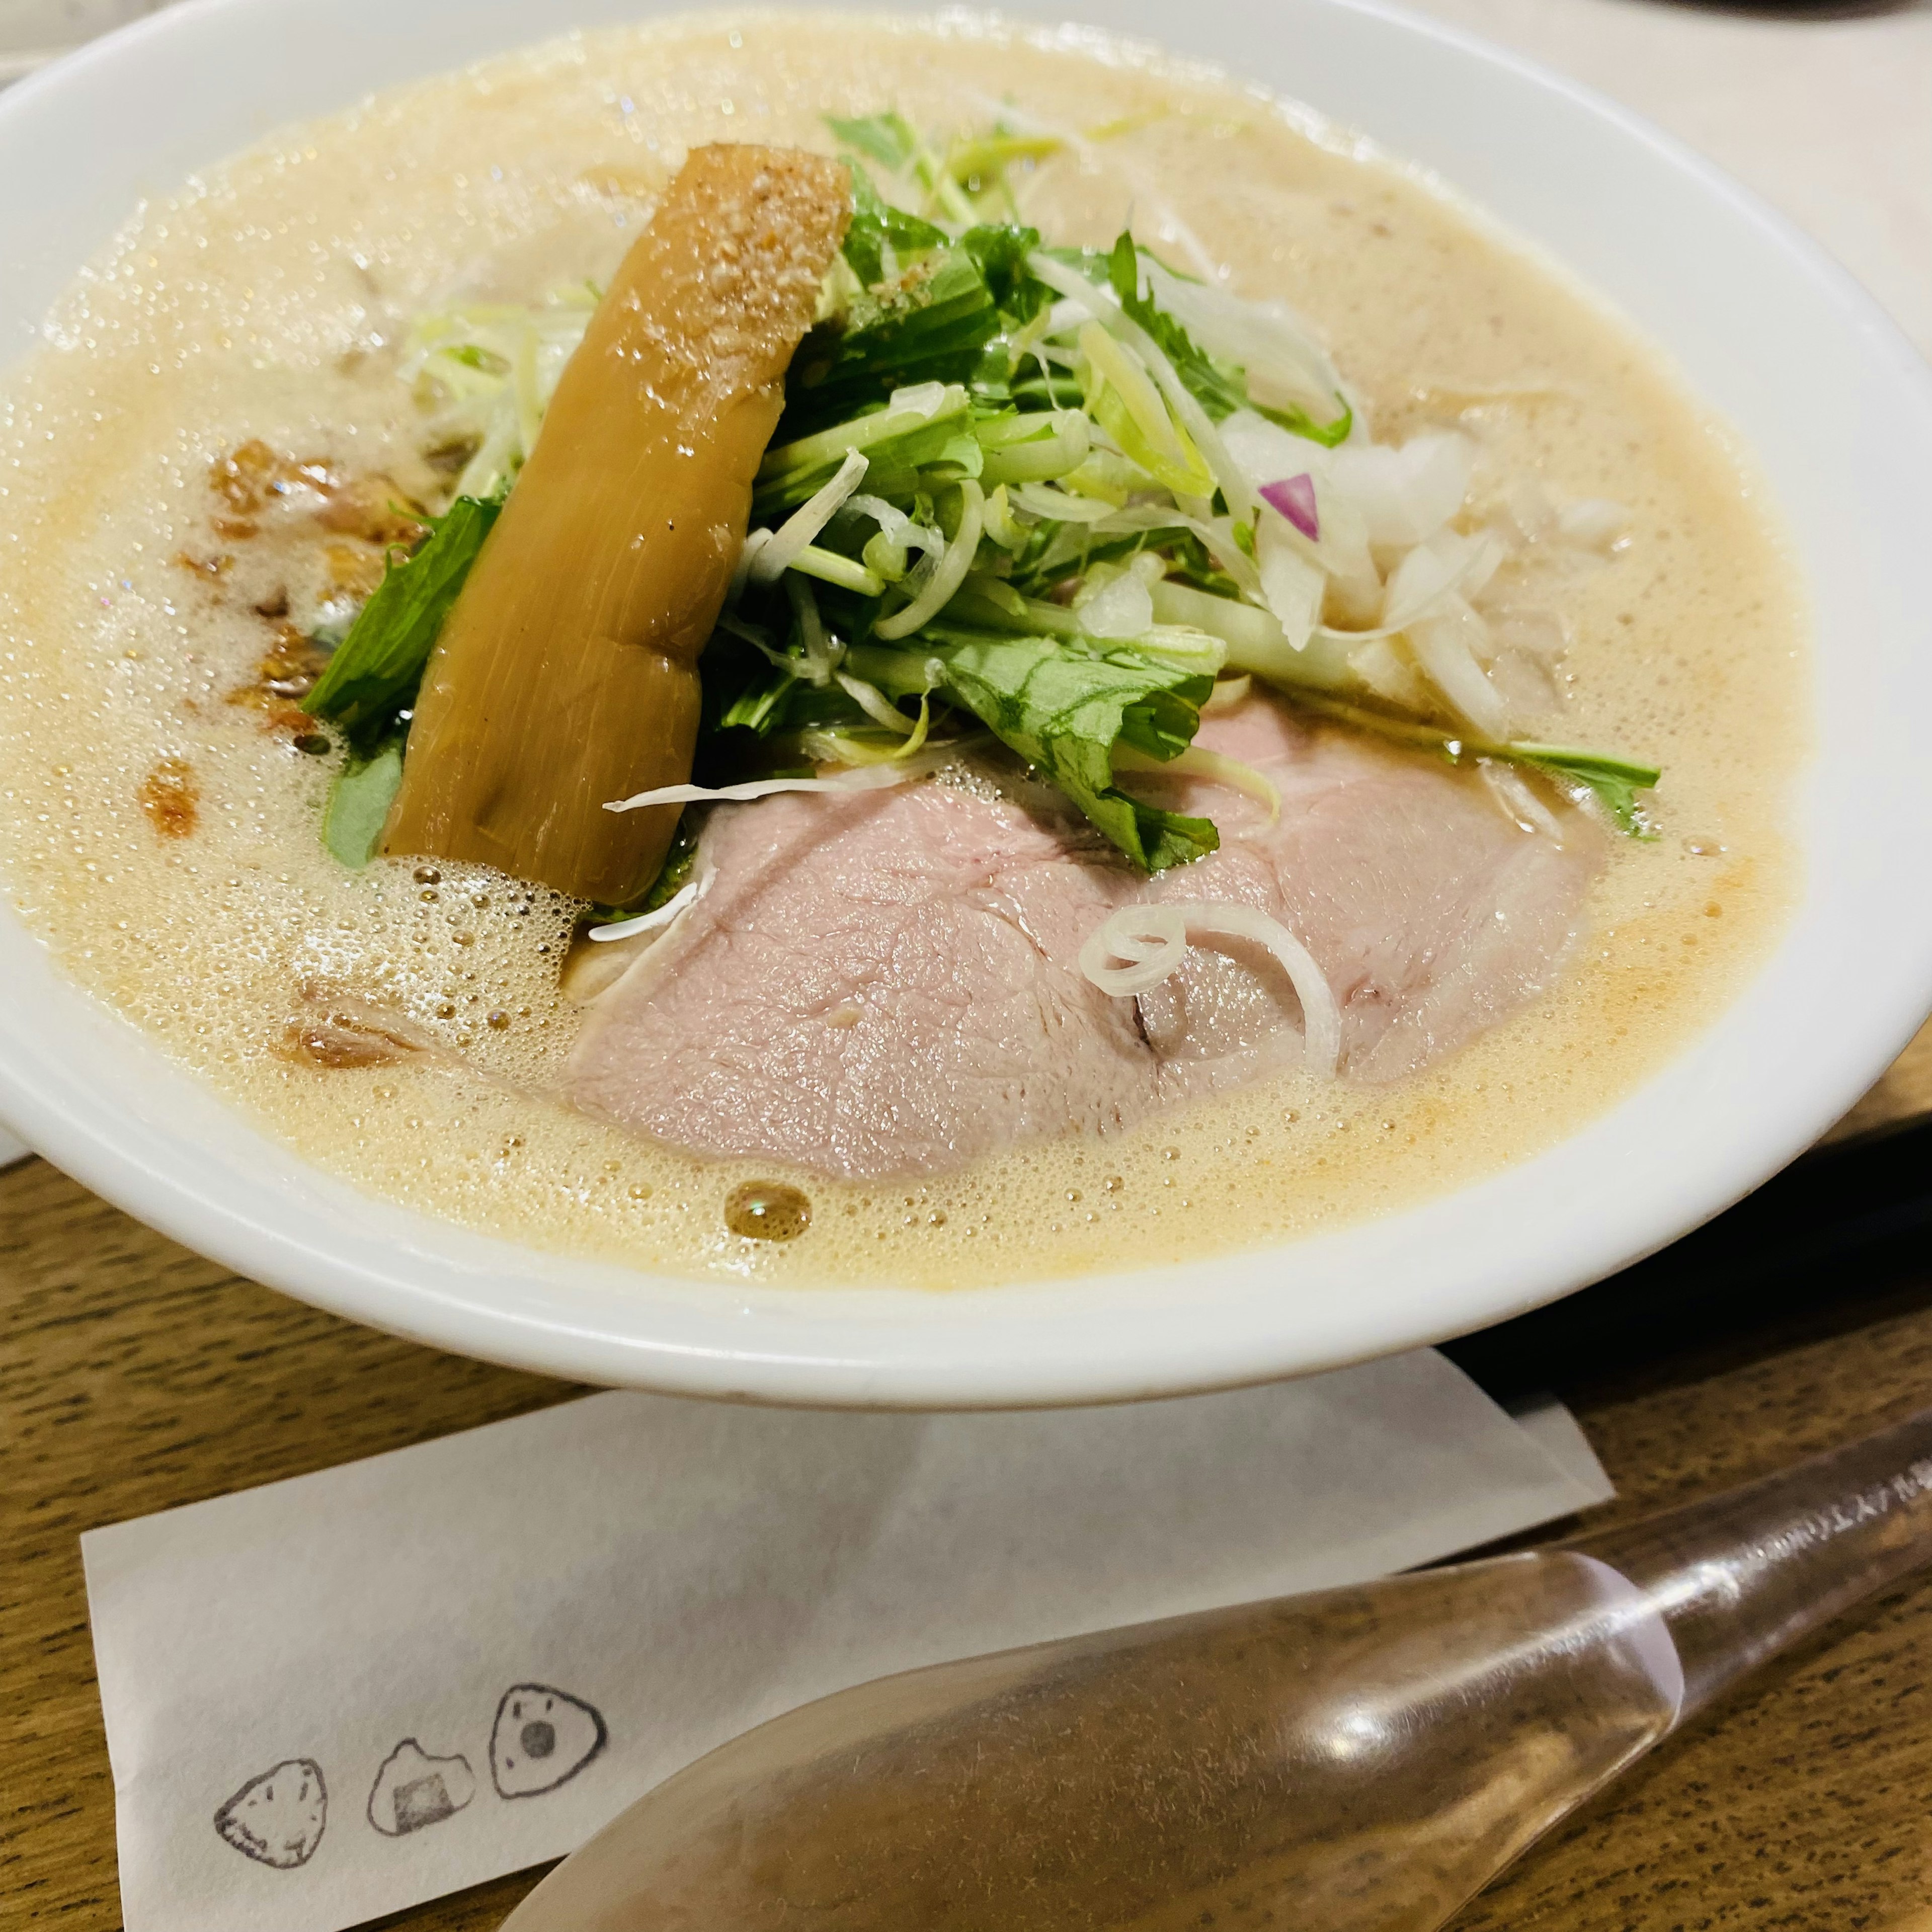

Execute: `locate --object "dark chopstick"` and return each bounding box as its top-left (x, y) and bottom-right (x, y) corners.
top-left (1443, 1116), bottom-right (1932, 1400)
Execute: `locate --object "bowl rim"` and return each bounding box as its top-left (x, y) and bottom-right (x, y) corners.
top-left (3, 0), bottom-right (1930, 1407)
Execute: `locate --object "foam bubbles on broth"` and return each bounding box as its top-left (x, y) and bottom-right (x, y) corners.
top-left (0, 12), bottom-right (1805, 1289)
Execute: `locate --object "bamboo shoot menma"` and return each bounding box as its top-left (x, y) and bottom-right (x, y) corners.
top-left (382, 143), bottom-right (851, 904)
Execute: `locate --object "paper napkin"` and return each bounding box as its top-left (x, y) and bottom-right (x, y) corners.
top-left (83, 1350), bottom-right (1608, 1932)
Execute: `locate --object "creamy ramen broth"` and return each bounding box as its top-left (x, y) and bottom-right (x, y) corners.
top-left (0, 13), bottom-right (1805, 1287)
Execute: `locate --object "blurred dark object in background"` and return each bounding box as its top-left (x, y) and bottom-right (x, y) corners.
top-left (1446, 1115), bottom-right (1932, 1400)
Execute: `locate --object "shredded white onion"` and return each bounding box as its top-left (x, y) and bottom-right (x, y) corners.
top-left (873, 479), bottom-right (985, 639)
top-left (837, 670), bottom-right (918, 735)
top-left (888, 380), bottom-right (951, 420)
top-left (1081, 903), bottom-right (1190, 996)
top-left (1077, 571), bottom-right (1156, 639)
top-left (1087, 502), bottom-right (1264, 601)
top-left (1309, 478), bottom-right (1382, 622)
top-left (1217, 411), bottom-right (1378, 617)
top-left (605, 752), bottom-right (948, 815)
top-left (1254, 515), bottom-right (1324, 651)
top-left (1113, 744), bottom-right (1282, 827)
top-left (586, 878), bottom-right (705, 942)
top-left (750, 449), bottom-right (869, 586)
top-left (1405, 594), bottom-right (1512, 739)
top-left (845, 494), bottom-right (941, 554)
top-left (1219, 410), bottom-right (1331, 499)
top-left (728, 527), bottom-right (772, 604)
top-left (1026, 251), bottom-right (1255, 520)
top-left (1315, 530), bottom-right (1507, 647)
top-left (1347, 635), bottom-right (1433, 711)
top-left (1487, 607), bottom-right (1567, 659)
top-left (1557, 497), bottom-right (1631, 551)
top-left (1142, 259), bottom-right (1348, 427)
top-left (1329, 433), bottom-right (1473, 549)
top-left (1479, 760), bottom-right (1565, 842)
top-left (1502, 475), bottom-right (1559, 544)
top-left (1387, 529), bottom-right (1504, 620)
top-left (1078, 901), bottom-right (1341, 1077)
top-left (1009, 481), bottom-right (1116, 525)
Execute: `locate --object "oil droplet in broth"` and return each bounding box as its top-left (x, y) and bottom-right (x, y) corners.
top-left (726, 1180), bottom-right (812, 1242)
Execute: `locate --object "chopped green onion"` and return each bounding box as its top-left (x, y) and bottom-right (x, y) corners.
top-left (788, 545), bottom-right (886, 597)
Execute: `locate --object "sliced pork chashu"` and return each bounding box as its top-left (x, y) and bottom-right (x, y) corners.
top-left (565, 695), bottom-right (1602, 1179)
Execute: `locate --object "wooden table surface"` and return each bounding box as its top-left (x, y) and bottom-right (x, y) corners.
top-left (8, 1024), bottom-right (1932, 1932)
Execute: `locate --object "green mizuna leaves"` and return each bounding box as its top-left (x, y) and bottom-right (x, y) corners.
top-left (778, 225), bottom-right (1044, 442)
top-left (1509, 745), bottom-right (1662, 837)
top-left (321, 738), bottom-right (406, 868)
top-left (305, 107), bottom-right (1660, 897)
top-left (301, 493), bottom-right (502, 739)
top-left (1283, 693), bottom-right (1661, 837)
top-left (1105, 234), bottom-right (1247, 424)
top-left (859, 629), bottom-right (1219, 871)
top-left (825, 112), bottom-right (924, 174)
top-left (937, 633), bottom-right (1218, 871)
top-left (1095, 234), bottom-right (1352, 447)
top-left (300, 493), bottom-right (506, 871)
top-left (839, 164), bottom-right (949, 286)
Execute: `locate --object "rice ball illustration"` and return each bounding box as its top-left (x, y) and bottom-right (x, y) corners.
top-left (212, 1758), bottom-right (328, 1869)
top-left (366, 1739), bottom-right (476, 1836)
top-left (489, 1684), bottom-right (608, 1798)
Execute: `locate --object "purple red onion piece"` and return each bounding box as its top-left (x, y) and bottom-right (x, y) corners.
top-left (1260, 473), bottom-right (1320, 542)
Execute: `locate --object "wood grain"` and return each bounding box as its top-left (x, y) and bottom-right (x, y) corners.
top-left (0, 1157), bottom-right (579, 1932)
top-left (1447, 1275), bottom-right (1932, 1930)
top-left (5, 1025), bottom-right (1932, 1931)
top-left (1826, 1017), bottom-right (1932, 1146)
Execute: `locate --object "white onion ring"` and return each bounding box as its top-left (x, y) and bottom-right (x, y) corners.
top-left (1078, 904), bottom-right (1191, 998)
top-left (1078, 900), bottom-right (1342, 1078)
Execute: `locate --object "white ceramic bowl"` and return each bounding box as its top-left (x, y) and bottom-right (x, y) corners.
top-left (3, 0), bottom-right (1930, 1407)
